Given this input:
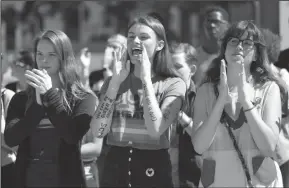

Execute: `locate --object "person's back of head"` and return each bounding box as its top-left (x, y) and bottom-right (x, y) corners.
top-left (260, 28), bottom-right (281, 64)
top-left (170, 42), bottom-right (197, 71)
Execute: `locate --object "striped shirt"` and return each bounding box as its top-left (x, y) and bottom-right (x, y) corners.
top-left (100, 73), bottom-right (186, 150)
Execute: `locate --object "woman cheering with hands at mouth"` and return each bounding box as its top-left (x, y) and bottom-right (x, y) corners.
top-left (4, 30), bottom-right (96, 188)
top-left (90, 14), bottom-right (186, 188)
top-left (192, 21), bottom-right (283, 187)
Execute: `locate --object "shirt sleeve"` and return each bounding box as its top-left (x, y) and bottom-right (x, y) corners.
top-left (161, 77), bottom-right (186, 107)
top-left (42, 89), bottom-right (97, 144)
top-left (4, 91), bottom-right (45, 147)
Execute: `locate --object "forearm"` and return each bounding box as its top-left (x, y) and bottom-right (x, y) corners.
top-left (43, 89), bottom-right (95, 144)
top-left (178, 111), bottom-right (193, 136)
top-left (142, 79), bottom-right (163, 138)
top-left (81, 143), bottom-right (101, 159)
top-left (192, 98), bottom-right (225, 154)
top-left (243, 101), bottom-right (279, 155)
top-left (91, 80), bottom-right (119, 138)
top-left (5, 101), bottom-right (44, 147)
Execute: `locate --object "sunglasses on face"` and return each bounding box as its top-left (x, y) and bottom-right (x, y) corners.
top-left (12, 60), bottom-right (30, 69)
top-left (205, 19), bottom-right (227, 26)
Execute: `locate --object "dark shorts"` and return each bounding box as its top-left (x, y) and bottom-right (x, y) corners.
top-left (178, 131), bottom-right (201, 187)
top-left (102, 146), bottom-right (173, 188)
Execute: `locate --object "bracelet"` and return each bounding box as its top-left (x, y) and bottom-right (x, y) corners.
top-left (178, 111), bottom-right (183, 122)
top-left (182, 119), bottom-right (192, 129)
top-left (243, 104), bottom-right (256, 112)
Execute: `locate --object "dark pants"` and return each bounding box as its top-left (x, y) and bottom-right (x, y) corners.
top-left (179, 131), bottom-right (201, 187)
top-left (1, 163), bottom-right (16, 188)
top-left (281, 160), bottom-right (289, 188)
top-left (102, 146), bottom-right (173, 188)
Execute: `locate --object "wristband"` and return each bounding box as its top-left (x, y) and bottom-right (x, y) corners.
top-left (178, 111), bottom-right (183, 122)
top-left (243, 104), bottom-right (256, 112)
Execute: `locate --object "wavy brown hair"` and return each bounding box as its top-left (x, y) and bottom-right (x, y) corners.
top-left (26, 30), bottom-right (92, 113)
top-left (127, 14), bottom-right (181, 78)
top-left (206, 21), bottom-right (273, 89)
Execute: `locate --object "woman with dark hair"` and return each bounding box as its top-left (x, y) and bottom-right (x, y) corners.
top-left (192, 21), bottom-right (283, 187)
top-left (4, 30), bottom-right (96, 188)
top-left (90, 14), bottom-right (186, 187)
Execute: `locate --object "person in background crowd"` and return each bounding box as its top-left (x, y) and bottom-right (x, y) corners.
top-left (81, 125), bottom-right (103, 187)
top-left (261, 28), bottom-right (289, 187)
top-left (1, 87), bottom-right (16, 188)
top-left (170, 42), bottom-right (200, 188)
top-left (4, 30), bottom-right (97, 188)
top-left (90, 14), bottom-right (186, 187)
top-left (193, 5), bottom-right (230, 88)
top-left (89, 68), bottom-right (105, 97)
top-left (192, 20), bottom-right (283, 187)
top-left (5, 50), bottom-right (34, 93)
top-left (99, 34), bottom-right (127, 80)
top-left (78, 47), bottom-right (105, 187)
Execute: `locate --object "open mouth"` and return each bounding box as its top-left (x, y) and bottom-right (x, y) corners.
top-left (132, 47), bottom-right (142, 56)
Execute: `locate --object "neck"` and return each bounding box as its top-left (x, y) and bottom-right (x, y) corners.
top-left (19, 78), bottom-right (28, 91)
top-left (185, 76), bottom-right (191, 90)
top-left (50, 74), bottom-right (62, 89)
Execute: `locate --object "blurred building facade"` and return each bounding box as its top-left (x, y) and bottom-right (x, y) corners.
top-left (1, 0), bottom-right (288, 72)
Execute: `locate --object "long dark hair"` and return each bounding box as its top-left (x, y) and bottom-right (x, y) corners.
top-left (127, 14), bottom-right (181, 78)
top-left (26, 30), bottom-right (92, 113)
top-left (206, 21), bottom-right (276, 89)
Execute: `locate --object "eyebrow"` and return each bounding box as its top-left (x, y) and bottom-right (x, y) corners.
top-left (127, 32), bottom-right (149, 35)
top-left (36, 51), bottom-right (56, 53)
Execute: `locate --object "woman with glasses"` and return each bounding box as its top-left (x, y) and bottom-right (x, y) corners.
top-left (192, 20), bottom-right (283, 187)
top-left (5, 50), bottom-right (34, 93)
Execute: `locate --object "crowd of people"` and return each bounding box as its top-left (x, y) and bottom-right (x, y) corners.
top-left (1, 5), bottom-right (289, 188)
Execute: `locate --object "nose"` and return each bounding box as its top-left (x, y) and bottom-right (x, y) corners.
top-left (236, 41), bottom-right (244, 50)
top-left (133, 36), bottom-right (141, 44)
top-left (210, 22), bottom-right (216, 28)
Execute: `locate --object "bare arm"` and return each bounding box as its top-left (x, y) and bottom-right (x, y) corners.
top-left (192, 84), bottom-right (225, 154)
top-left (243, 83), bottom-right (281, 156)
top-left (142, 78), bottom-right (184, 139)
top-left (178, 111), bottom-right (194, 135)
top-left (81, 129), bottom-right (103, 160)
top-left (90, 78), bottom-right (119, 138)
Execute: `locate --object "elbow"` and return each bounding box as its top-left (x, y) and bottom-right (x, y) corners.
top-left (4, 131), bottom-right (19, 148)
top-left (191, 134), bottom-right (205, 155)
top-left (148, 129), bottom-right (162, 140)
top-left (259, 143), bottom-right (277, 157)
top-left (192, 142), bottom-right (205, 155)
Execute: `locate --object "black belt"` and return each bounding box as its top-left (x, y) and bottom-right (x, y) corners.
top-left (83, 160), bottom-right (95, 165)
